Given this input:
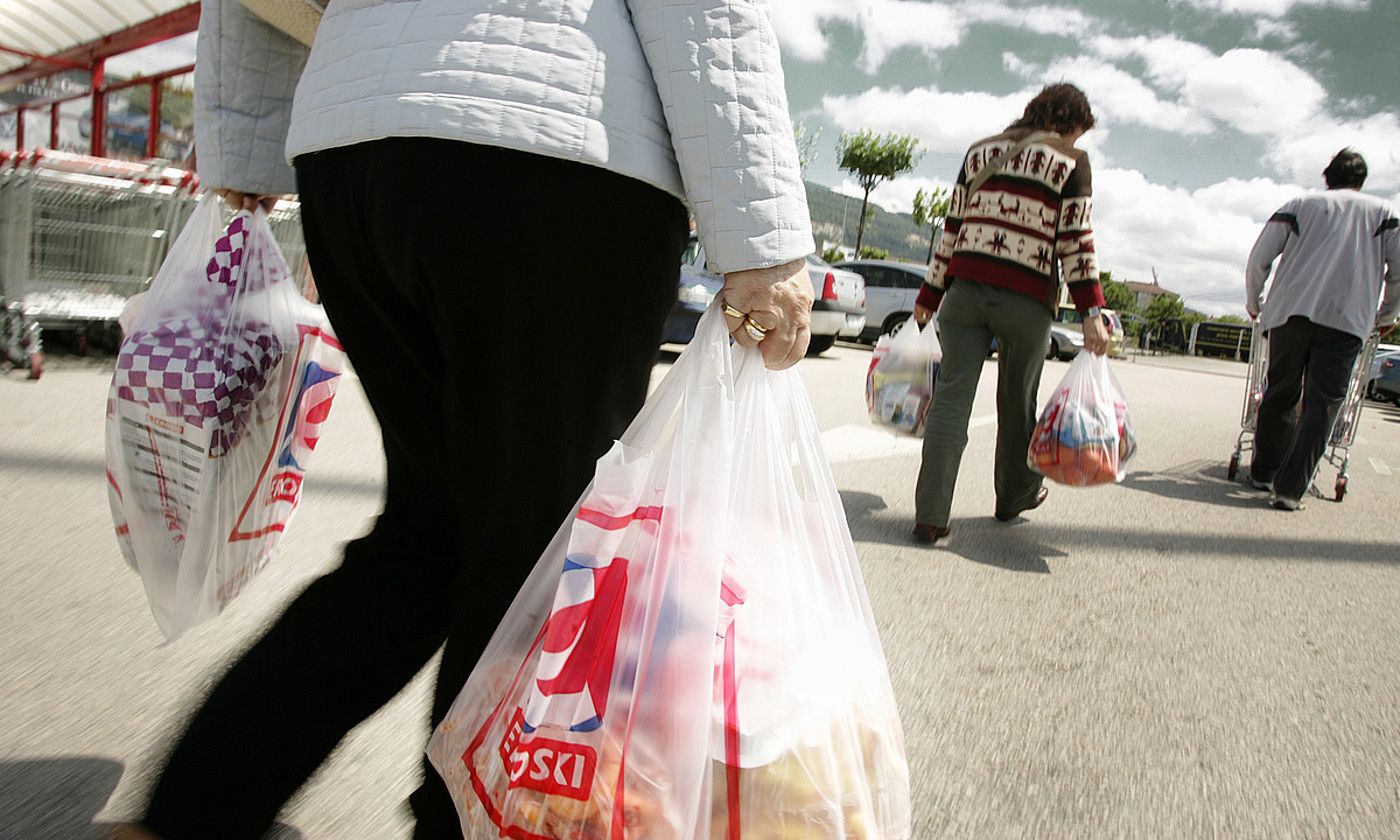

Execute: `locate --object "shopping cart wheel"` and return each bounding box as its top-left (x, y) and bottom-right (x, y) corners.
top-left (1227, 453), bottom-right (1239, 481)
top-left (1334, 477), bottom-right (1347, 502)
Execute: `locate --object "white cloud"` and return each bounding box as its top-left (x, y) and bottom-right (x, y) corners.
top-left (962, 4), bottom-right (1096, 37)
top-left (835, 175), bottom-right (956, 215)
top-left (769, 0), bottom-right (964, 71)
top-left (1189, 177), bottom-right (1307, 220)
top-left (1092, 167), bottom-right (1298, 314)
top-left (771, 0), bottom-right (1099, 73)
top-left (105, 32), bottom-right (197, 79)
top-left (1089, 34), bottom-right (1218, 89)
top-left (856, 1), bottom-right (965, 73)
top-left (1250, 18), bottom-right (1300, 41)
top-left (1172, 0), bottom-right (1366, 17)
top-left (1008, 54), bottom-right (1214, 135)
top-left (822, 85), bottom-right (1030, 155)
top-left (1180, 49), bottom-right (1328, 136)
top-left (1266, 111), bottom-right (1400, 192)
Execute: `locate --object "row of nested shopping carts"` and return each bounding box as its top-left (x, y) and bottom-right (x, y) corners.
top-left (1227, 320), bottom-right (1383, 502)
top-left (0, 149), bottom-right (311, 379)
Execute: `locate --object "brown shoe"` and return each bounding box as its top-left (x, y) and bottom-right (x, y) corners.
top-left (911, 523), bottom-right (952, 544)
top-left (109, 825), bottom-right (163, 840)
top-left (995, 487), bottom-right (1049, 522)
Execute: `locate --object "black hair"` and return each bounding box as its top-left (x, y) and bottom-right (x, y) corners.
top-left (1007, 83), bottom-right (1097, 136)
top-left (1323, 148), bottom-right (1367, 189)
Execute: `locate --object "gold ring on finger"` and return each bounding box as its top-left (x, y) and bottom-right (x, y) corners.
top-left (743, 320), bottom-right (769, 342)
top-left (721, 301), bottom-right (746, 321)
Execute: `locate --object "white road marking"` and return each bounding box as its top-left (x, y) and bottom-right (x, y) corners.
top-left (821, 415), bottom-right (998, 464)
top-left (1369, 456), bottom-right (1392, 476)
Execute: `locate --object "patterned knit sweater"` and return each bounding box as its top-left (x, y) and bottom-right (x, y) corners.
top-left (917, 129), bottom-right (1106, 313)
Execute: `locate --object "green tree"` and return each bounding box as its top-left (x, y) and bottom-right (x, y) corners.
top-left (1143, 294), bottom-right (1185, 334)
top-left (911, 186), bottom-right (951, 264)
top-left (858, 245), bottom-right (889, 260)
top-left (820, 245), bottom-right (845, 264)
top-left (1215, 313), bottom-right (1249, 325)
top-left (1098, 271), bottom-right (1136, 313)
top-left (837, 130), bottom-right (922, 256)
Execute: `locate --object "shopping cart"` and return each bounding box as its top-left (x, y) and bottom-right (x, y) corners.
top-left (1227, 319), bottom-right (1381, 501)
top-left (0, 150), bottom-right (312, 358)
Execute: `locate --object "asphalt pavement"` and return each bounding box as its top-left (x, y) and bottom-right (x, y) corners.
top-left (2, 341), bottom-right (1398, 839)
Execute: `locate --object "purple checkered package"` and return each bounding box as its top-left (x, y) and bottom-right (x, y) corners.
top-left (105, 199), bottom-right (345, 640)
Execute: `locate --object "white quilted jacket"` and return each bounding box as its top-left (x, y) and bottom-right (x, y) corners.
top-left (195, 0), bottom-right (813, 273)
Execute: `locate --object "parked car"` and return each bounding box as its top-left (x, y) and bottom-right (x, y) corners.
top-left (1053, 304), bottom-right (1125, 358)
top-left (1372, 352), bottom-right (1400, 404)
top-left (832, 258), bottom-right (928, 340)
top-left (662, 263), bottom-right (723, 344)
top-left (987, 322), bottom-right (1084, 360)
top-left (665, 236), bottom-right (866, 355)
top-left (1367, 345), bottom-right (1400, 400)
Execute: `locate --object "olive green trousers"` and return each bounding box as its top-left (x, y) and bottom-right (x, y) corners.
top-left (915, 280), bottom-right (1053, 527)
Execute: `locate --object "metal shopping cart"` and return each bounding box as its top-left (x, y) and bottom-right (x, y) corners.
top-left (1227, 319), bottom-right (1381, 501)
top-left (0, 150), bottom-right (312, 363)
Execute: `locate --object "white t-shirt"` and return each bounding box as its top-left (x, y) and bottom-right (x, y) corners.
top-left (1246, 189), bottom-right (1400, 340)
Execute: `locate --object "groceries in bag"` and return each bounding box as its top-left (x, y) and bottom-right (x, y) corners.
top-left (428, 305), bottom-right (911, 840)
top-left (105, 200), bottom-right (344, 639)
top-left (1028, 352), bottom-right (1136, 486)
top-left (866, 316), bottom-right (941, 436)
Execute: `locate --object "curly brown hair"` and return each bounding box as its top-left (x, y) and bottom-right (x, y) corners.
top-left (1007, 83), bottom-right (1096, 136)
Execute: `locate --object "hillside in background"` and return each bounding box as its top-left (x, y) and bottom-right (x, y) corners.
top-left (805, 181), bottom-right (931, 264)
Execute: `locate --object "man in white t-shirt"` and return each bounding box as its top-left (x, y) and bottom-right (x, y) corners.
top-left (1245, 148), bottom-right (1400, 510)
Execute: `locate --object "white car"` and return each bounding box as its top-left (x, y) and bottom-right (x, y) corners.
top-left (675, 237), bottom-right (866, 355)
top-left (833, 258), bottom-right (929, 341)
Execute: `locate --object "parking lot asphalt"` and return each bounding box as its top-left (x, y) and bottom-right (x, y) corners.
top-left (2, 341), bottom-right (1398, 839)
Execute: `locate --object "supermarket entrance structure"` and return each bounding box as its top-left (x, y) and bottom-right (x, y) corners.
top-left (0, 2), bottom-right (310, 374)
top-left (0, 1), bottom-right (199, 160)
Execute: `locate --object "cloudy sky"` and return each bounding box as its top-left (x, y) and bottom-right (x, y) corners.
top-left (774, 0), bottom-right (1399, 314)
top-left (113, 0), bottom-right (1398, 314)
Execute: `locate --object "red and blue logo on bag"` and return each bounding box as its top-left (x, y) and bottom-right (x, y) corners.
top-left (521, 553), bottom-right (630, 734)
top-left (277, 361), bottom-right (340, 472)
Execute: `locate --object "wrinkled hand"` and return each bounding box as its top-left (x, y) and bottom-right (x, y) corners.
top-left (1246, 306), bottom-right (1260, 320)
top-left (914, 303), bottom-right (935, 326)
top-left (1083, 312), bottom-right (1110, 356)
top-left (721, 258), bottom-right (814, 370)
top-left (214, 188), bottom-right (280, 213)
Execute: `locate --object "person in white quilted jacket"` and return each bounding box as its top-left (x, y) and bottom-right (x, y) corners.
top-left (115, 2), bottom-right (816, 838)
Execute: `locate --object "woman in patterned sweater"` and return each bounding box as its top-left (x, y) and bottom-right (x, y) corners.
top-left (911, 84), bottom-right (1109, 544)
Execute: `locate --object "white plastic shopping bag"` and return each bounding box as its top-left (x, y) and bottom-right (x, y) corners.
top-left (1028, 351), bottom-right (1137, 486)
top-left (105, 197), bottom-right (345, 640)
top-left (866, 316), bottom-right (941, 436)
top-left (427, 304), bottom-right (911, 840)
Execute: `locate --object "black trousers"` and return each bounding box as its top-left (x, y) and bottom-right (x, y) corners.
top-left (1250, 315), bottom-right (1363, 501)
top-left (141, 139), bottom-right (689, 839)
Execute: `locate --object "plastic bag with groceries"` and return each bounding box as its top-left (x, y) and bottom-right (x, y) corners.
top-left (866, 315), bottom-right (941, 437)
top-left (1027, 351), bottom-right (1137, 487)
top-left (105, 197), bottom-right (344, 640)
top-left (427, 303), bottom-right (912, 840)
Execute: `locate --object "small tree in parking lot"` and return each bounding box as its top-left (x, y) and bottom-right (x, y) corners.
top-left (912, 186), bottom-right (951, 264)
top-left (837, 130), bottom-right (922, 257)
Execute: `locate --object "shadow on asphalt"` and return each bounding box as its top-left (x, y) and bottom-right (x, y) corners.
top-left (1120, 458), bottom-right (1267, 509)
top-left (0, 757), bottom-right (306, 840)
top-left (840, 483), bottom-right (1399, 569)
top-left (839, 491), bottom-right (1060, 574)
top-left (0, 757), bottom-right (122, 840)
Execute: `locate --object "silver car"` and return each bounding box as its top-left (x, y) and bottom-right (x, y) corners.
top-left (677, 237), bottom-right (866, 355)
top-left (833, 258), bottom-right (929, 341)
